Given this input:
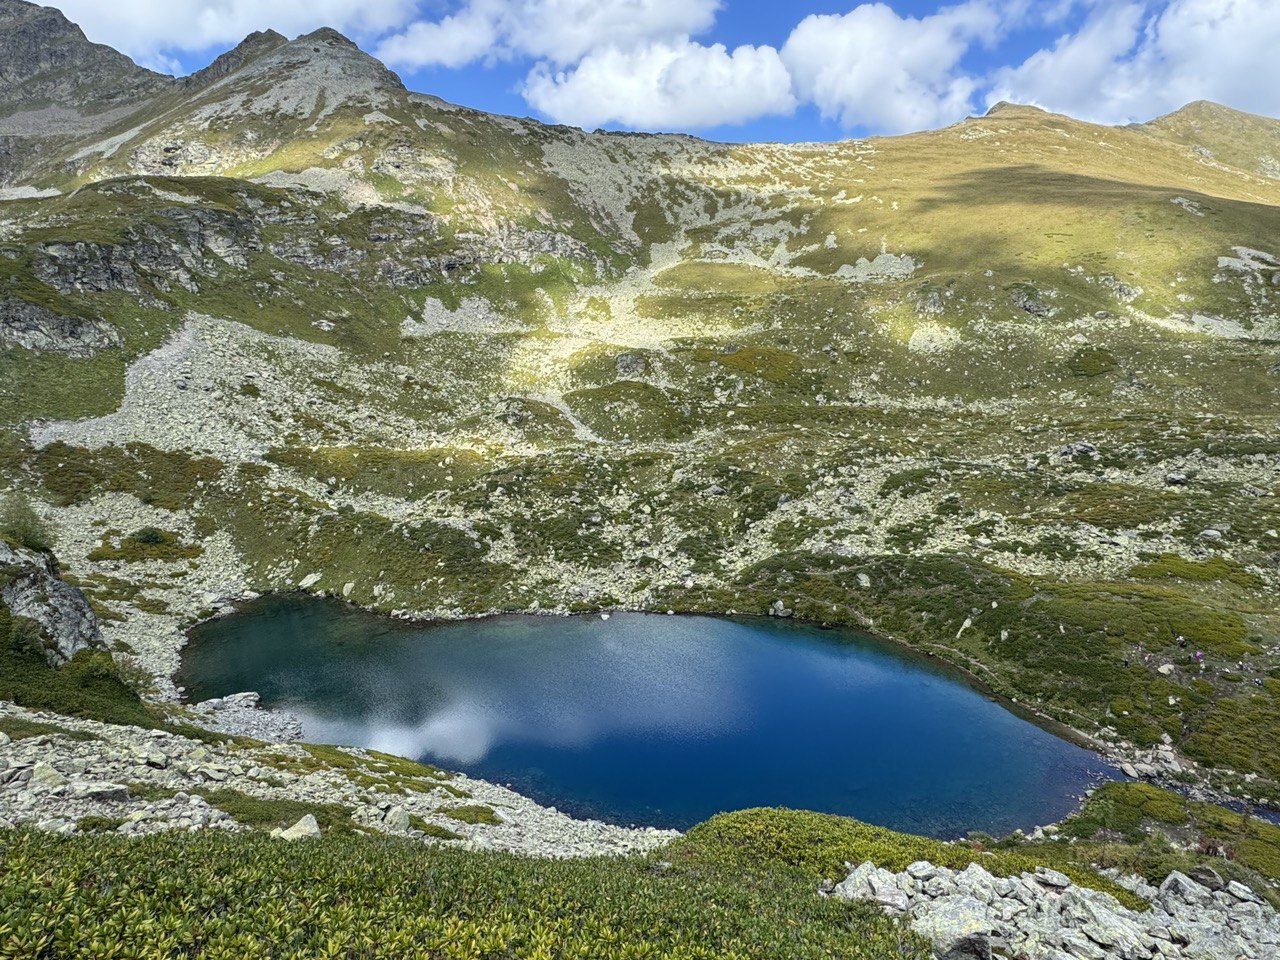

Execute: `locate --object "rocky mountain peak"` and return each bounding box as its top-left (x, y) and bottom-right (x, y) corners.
top-left (0, 0), bottom-right (168, 109)
top-left (297, 27), bottom-right (360, 49)
top-left (184, 29), bottom-right (287, 89)
top-left (175, 22), bottom-right (406, 123)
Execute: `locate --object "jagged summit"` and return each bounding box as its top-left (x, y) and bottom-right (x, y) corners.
top-left (184, 29), bottom-right (287, 88)
top-left (0, 0), bottom-right (167, 109)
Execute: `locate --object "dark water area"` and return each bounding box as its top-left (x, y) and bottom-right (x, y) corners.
top-left (181, 597), bottom-right (1118, 835)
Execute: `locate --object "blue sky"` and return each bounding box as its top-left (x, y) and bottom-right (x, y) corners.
top-left (48, 1), bottom-right (1280, 142)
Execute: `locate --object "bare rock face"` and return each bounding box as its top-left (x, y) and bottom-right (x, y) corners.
top-left (183, 30), bottom-right (287, 88)
top-left (0, 296), bottom-right (120, 356)
top-left (0, 0), bottom-right (168, 110)
top-left (31, 204), bottom-right (262, 295)
top-left (0, 539), bottom-right (102, 664)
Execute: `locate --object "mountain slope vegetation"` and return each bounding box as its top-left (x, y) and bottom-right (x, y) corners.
top-left (0, 0), bottom-right (1278, 814)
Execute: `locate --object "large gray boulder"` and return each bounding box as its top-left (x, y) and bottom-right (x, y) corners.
top-left (0, 539), bottom-right (101, 663)
top-left (911, 895), bottom-right (1000, 959)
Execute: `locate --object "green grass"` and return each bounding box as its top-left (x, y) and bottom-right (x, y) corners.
top-left (442, 803), bottom-right (502, 825)
top-left (0, 715), bottom-right (98, 742)
top-left (0, 602), bottom-right (159, 730)
top-left (408, 814), bottom-right (462, 840)
top-left (195, 788), bottom-right (355, 834)
top-left (0, 826), bottom-right (928, 960)
top-left (86, 528), bottom-right (202, 563)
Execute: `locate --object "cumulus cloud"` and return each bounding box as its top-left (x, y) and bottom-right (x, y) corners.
top-left (991, 0), bottom-right (1280, 123)
top-left (40, 0), bottom-right (1280, 135)
top-left (780, 2), bottom-right (1003, 134)
top-left (375, 0), bottom-right (721, 69)
top-left (523, 39), bottom-right (796, 129)
top-left (53, 0), bottom-right (417, 69)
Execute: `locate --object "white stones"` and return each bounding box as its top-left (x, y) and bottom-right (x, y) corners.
top-left (29, 762), bottom-right (67, 790)
top-left (0, 702), bottom-right (676, 858)
top-left (836, 859), bottom-right (1280, 960)
top-left (384, 806), bottom-right (411, 831)
top-left (274, 814), bottom-right (320, 840)
top-left (298, 572), bottom-right (322, 589)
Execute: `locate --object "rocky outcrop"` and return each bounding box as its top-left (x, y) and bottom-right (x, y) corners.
top-left (32, 205), bottom-right (260, 295)
top-left (0, 296), bottom-right (120, 355)
top-left (183, 30), bottom-right (287, 89)
top-left (833, 859), bottom-right (1280, 960)
top-left (0, 539), bottom-right (101, 664)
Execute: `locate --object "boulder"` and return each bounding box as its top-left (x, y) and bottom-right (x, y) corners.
top-left (911, 896), bottom-right (999, 959)
top-left (274, 814), bottom-right (320, 840)
top-left (1226, 880), bottom-right (1264, 905)
top-left (384, 805), bottom-right (411, 831)
top-left (0, 540), bottom-right (102, 664)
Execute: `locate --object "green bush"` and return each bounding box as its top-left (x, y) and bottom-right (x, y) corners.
top-left (0, 606), bottom-right (158, 729)
top-left (0, 828), bottom-right (929, 960)
top-left (0, 493), bottom-right (54, 552)
top-left (129, 526), bottom-right (166, 545)
top-left (195, 788), bottom-right (355, 833)
top-left (673, 808), bottom-right (1146, 909)
top-left (442, 803), bottom-right (502, 825)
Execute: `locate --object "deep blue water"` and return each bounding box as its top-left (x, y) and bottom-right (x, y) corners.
top-left (180, 597), bottom-right (1117, 835)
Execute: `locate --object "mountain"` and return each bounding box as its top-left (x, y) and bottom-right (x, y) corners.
top-left (0, 0), bottom-right (167, 111)
top-left (1, 2), bottom-right (1280, 816)
top-left (1140, 99), bottom-right (1280, 179)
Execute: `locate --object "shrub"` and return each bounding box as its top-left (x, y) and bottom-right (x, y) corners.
top-left (442, 803), bottom-right (502, 825)
top-left (0, 828), bottom-right (930, 960)
top-left (130, 526), bottom-right (166, 545)
top-left (0, 493), bottom-right (54, 552)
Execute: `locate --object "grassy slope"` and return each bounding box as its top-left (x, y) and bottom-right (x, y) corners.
top-left (2, 67), bottom-right (1280, 803)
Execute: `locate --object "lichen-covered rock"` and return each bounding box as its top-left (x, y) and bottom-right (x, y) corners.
top-left (835, 859), bottom-right (1280, 960)
top-left (0, 539), bottom-right (101, 664)
top-left (0, 296), bottom-right (120, 356)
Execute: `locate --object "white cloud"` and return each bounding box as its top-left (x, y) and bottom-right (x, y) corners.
top-left (52, 0), bottom-right (417, 68)
top-left (522, 39), bottom-right (796, 129)
top-left (375, 0), bottom-right (721, 70)
top-left (780, 1), bottom-right (1004, 134)
top-left (991, 0), bottom-right (1280, 123)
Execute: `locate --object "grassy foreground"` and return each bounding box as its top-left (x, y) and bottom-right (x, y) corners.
top-left (0, 818), bottom-right (928, 960)
top-left (7, 796), bottom-right (1280, 958)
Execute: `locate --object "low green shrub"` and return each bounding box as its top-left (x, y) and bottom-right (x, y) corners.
top-left (194, 788), bottom-right (355, 833)
top-left (0, 828), bottom-right (929, 959)
top-left (0, 493), bottom-right (54, 552)
top-left (674, 808), bottom-right (1147, 910)
top-left (442, 803), bottom-right (502, 825)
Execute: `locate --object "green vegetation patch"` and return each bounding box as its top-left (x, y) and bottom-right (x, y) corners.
top-left (87, 527), bottom-right (202, 563)
top-left (0, 494), bottom-right (55, 552)
top-left (408, 815), bottom-right (462, 840)
top-left (0, 827), bottom-right (928, 960)
top-left (0, 715), bottom-right (98, 742)
top-left (1061, 782), bottom-right (1280, 906)
top-left (442, 803), bottom-right (502, 825)
top-left (1068, 346), bottom-right (1119, 377)
top-left (0, 602), bottom-right (158, 729)
top-left (33, 441), bottom-right (223, 510)
top-left (1130, 554), bottom-right (1264, 589)
top-left (674, 808), bottom-right (1146, 910)
top-left (195, 788), bottom-right (355, 834)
